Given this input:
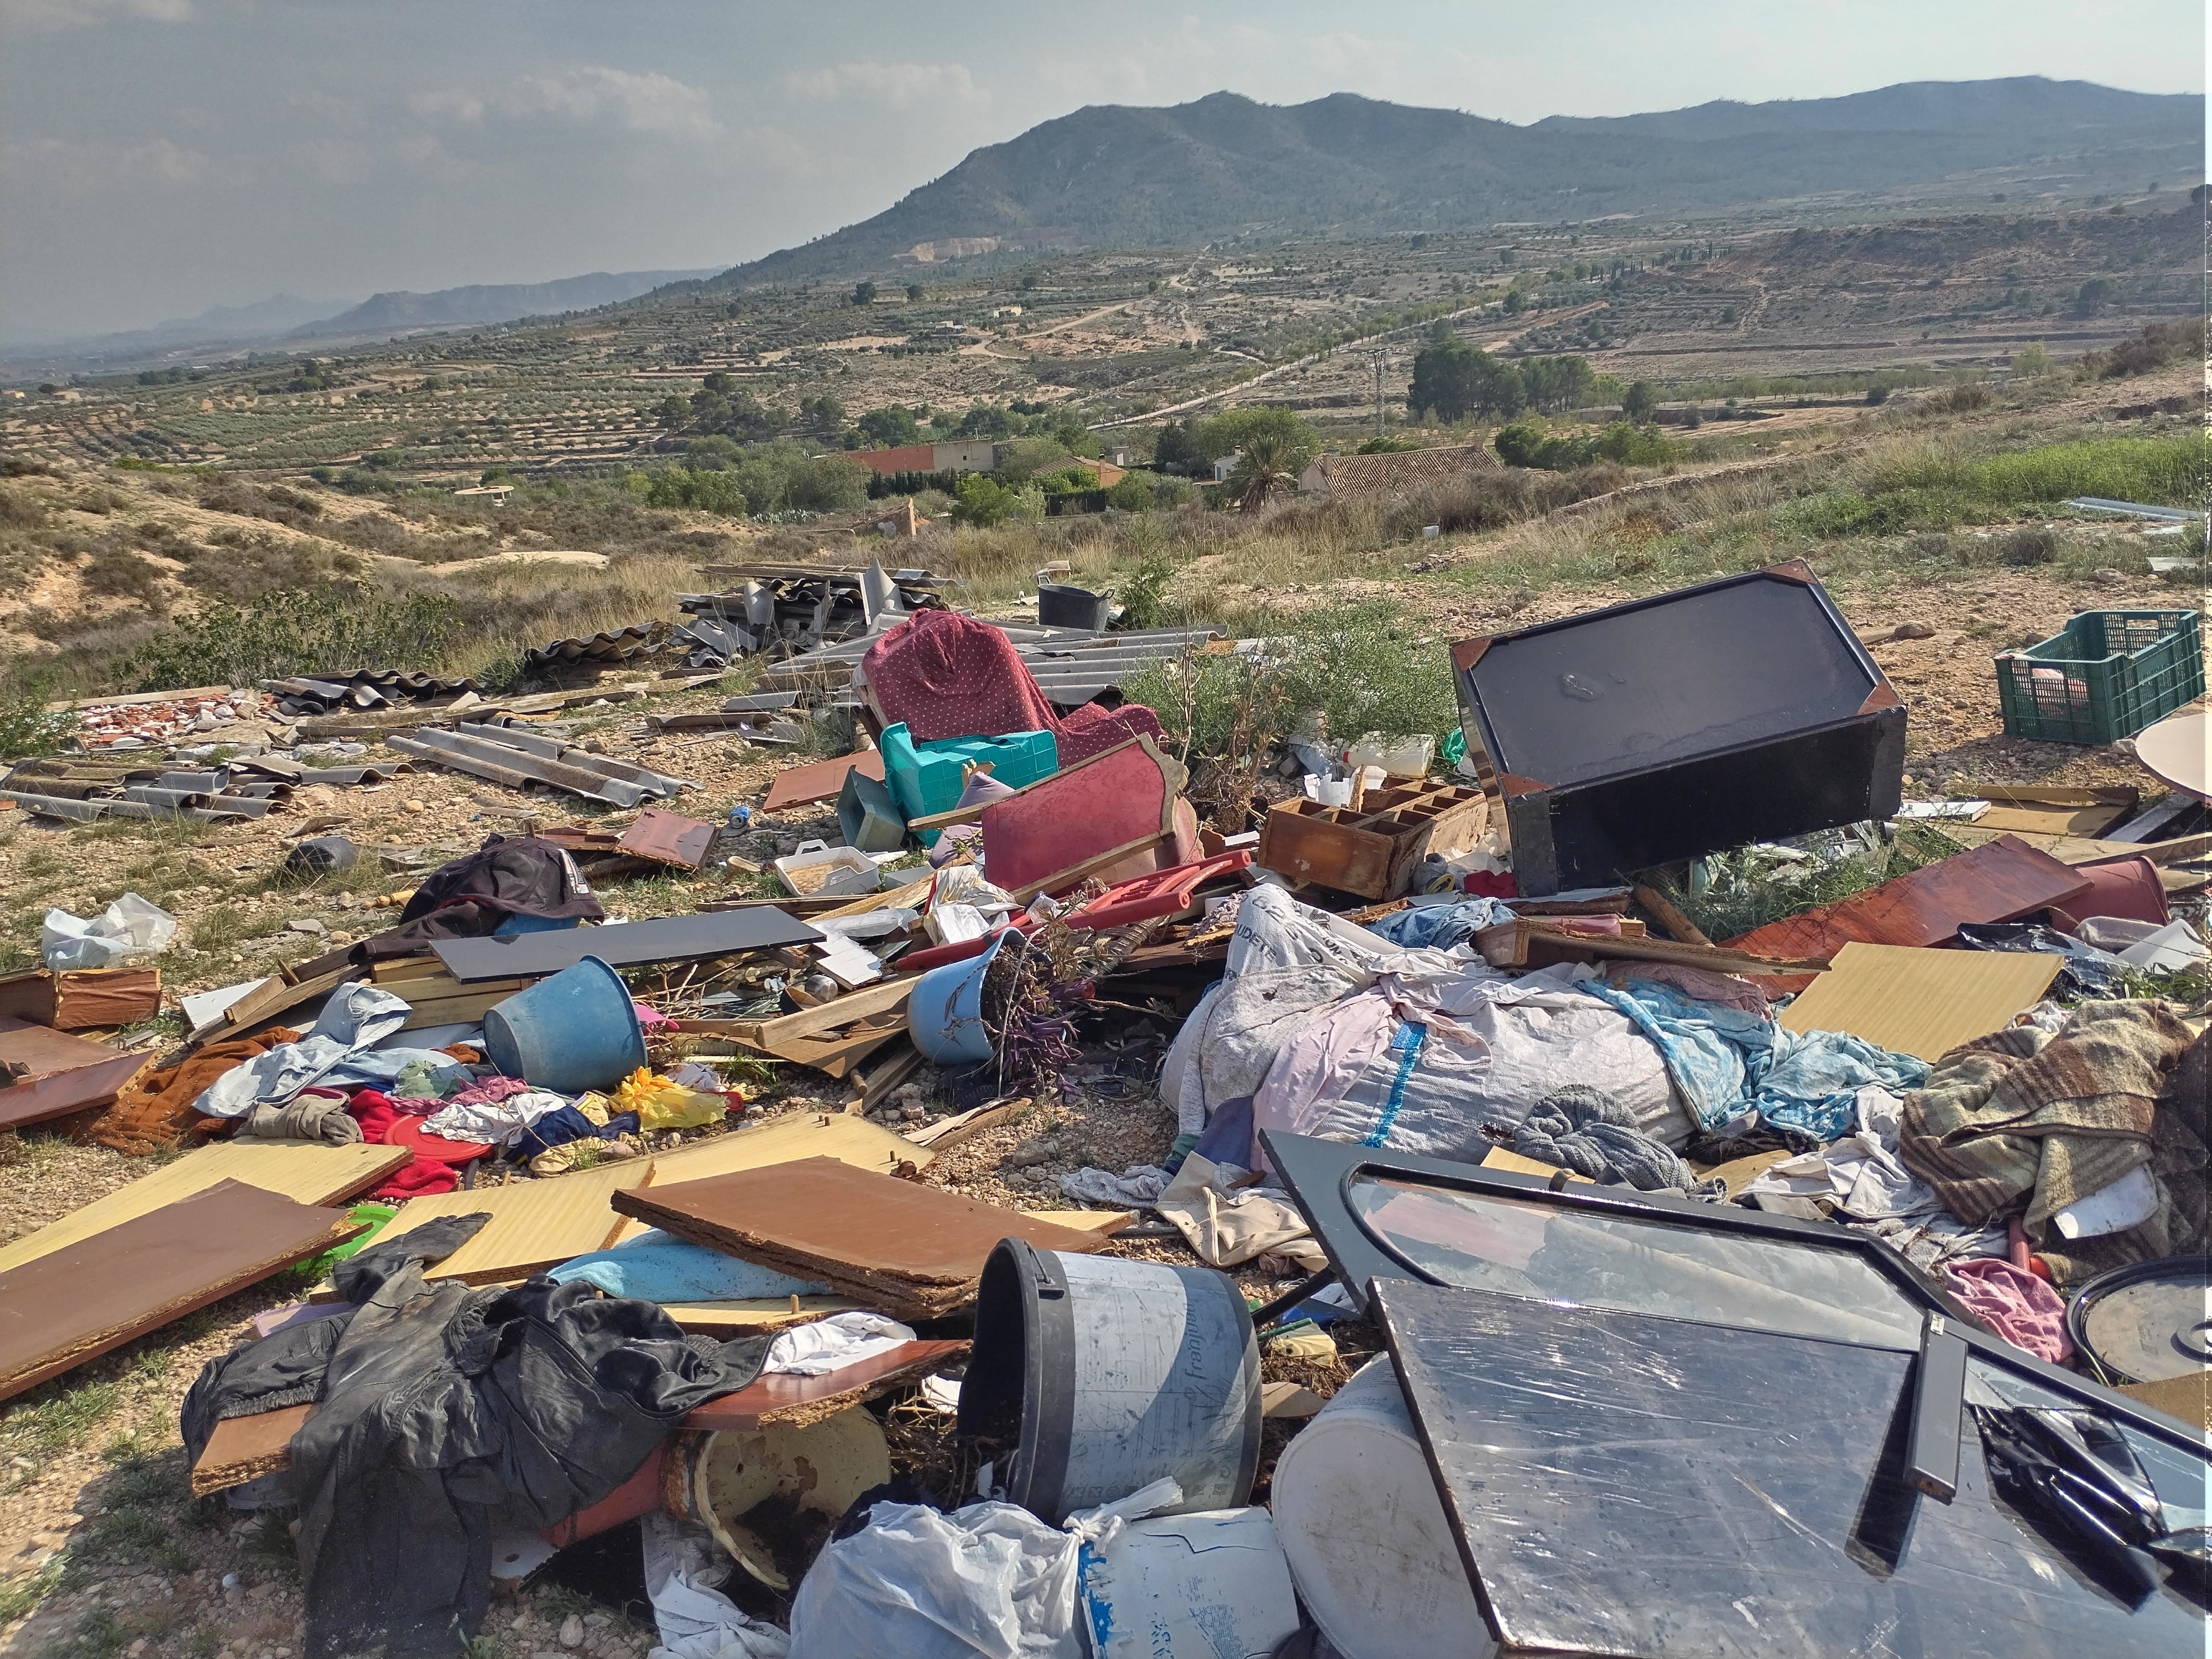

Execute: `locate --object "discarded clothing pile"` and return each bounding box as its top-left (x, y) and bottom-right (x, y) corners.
top-left (1898, 1000), bottom-right (2204, 1281)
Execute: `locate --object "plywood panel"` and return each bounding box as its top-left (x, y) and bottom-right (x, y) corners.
top-left (361, 1110), bottom-right (938, 1284)
top-left (0, 1140), bottom-right (407, 1275)
top-left (191, 1403), bottom-right (314, 1496)
top-left (1776, 941), bottom-right (2060, 1062)
top-left (0, 1181), bottom-right (361, 1402)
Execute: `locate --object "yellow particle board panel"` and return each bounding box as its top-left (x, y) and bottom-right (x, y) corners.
top-left (359, 1110), bottom-right (941, 1284)
top-left (1776, 941), bottom-right (2060, 1063)
top-left (662, 1296), bottom-right (868, 1334)
top-left (0, 1140), bottom-right (408, 1276)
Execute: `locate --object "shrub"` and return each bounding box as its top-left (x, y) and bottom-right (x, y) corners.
top-left (0, 656), bottom-right (75, 759)
top-left (1927, 383), bottom-right (1992, 413)
top-left (82, 546), bottom-right (164, 602)
top-left (1999, 526), bottom-right (2059, 566)
top-left (950, 473), bottom-right (1026, 528)
top-left (116, 587), bottom-right (465, 691)
top-left (1115, 549), bottom-right (1177, 629)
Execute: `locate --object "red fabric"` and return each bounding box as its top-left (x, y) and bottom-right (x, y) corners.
top-left (347, 1088), bottom-right (404, 1144)
top-left (369, 1156), bottom-right (459, 1202)
top-left (384, 1115), bottom-right (494, 1165)
top-left (861, 609), bottom-right (1163, 763)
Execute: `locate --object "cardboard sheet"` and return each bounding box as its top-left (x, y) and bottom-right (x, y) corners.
top-left (1777, 941), bottom-right (2061, 1062)
top-left (0, 1180), bottom-right (360, 1402)
top-left (0, 1140), bottom-right (406, 1275)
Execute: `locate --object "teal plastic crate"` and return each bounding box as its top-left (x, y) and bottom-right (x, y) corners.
top-left (880, 723), bottom-right (1058, 837)
top-left (1995, 608), bottom-right (2203, 745)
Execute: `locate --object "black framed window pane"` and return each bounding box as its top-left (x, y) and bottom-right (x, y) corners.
top-left (1348, 1173), bottom-right (1924, 1348)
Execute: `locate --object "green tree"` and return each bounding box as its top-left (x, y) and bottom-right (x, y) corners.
top-left (950, 472), bottom-right (1022, 526)
top-left (1206, 409), bottom-right (1317, 512)
top-left (905, 283), bottom-right (925, 302)
top-left (854, 405), bottom-right (922, 448)
top-left (1408, 339), bottom-right (1524, 422)
top-left (1520, 356), bottom-right (1595, 415)
top-left (1019, 274), bottom-right (1039, 291)
top-left (2011, 342), bottom-right (2053, 378)
top-left (1152, 418), bottom-right (1204, 475)
top-left (701, 371), bottom-right (735, 394)
top-left (797, 394), bottom-right (844, 433)
top-left (1621, 379), bottom-right (1658, 421)
top-left (852, 280), bottom-right (878, 306)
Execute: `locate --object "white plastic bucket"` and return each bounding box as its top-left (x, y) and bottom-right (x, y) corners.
top-left (1076, 1507), bottom-right (1299, 1659)
top-left (1271, 1357), bottom-right (1495, 1659)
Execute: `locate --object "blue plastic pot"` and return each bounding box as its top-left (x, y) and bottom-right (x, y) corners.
top-left (482, 955), bottom-right (645, 1093)
top-left (910, 928), bottom-right (1012, 1065)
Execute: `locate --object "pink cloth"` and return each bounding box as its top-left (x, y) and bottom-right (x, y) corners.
top-left (1942, 1256), bottom-right (2073, 1364)
top-left (446, 1075), bottom-right (530, 1109)
top-left (861, 609), bottom-right (1163, 763)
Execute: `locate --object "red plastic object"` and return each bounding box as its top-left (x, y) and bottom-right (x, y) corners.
top-left (540, 1443), bottom-right (667, 1547)
top-left (1062, 849), bottom-right (1251, 929)
top-left (2047, 854), bottom-right (2169, 932)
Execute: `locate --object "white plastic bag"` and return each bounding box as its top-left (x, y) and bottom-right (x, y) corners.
top-left (40, 891), bottom-right (178, 971)
top-left (641, 1511), bottom-right (790, 1659)
top-left (786, 1481), bottom-right (1182, 1659)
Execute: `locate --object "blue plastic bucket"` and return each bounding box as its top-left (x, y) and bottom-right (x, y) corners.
top-left (482, 955), bottom-right (645, 1093)
top-left (909, 928), bottom-right (1011, 1065)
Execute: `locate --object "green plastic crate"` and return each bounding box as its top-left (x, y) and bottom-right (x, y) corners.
top-left (1994, 608), bottom-right (2203, 745)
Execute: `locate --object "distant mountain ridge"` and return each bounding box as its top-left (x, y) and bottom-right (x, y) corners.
top-left (4, 268), bottom-right (722, 368)
top-left (718, 77), bottom-right (2199, 285)
top-left (293, 269), bottom-right (723, 338)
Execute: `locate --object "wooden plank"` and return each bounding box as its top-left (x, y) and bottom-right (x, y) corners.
top-left (191, 1403), bottom-right (314, 1496)
top-left (762, 1021), bottom-right (901, 1077)
top-left (1724, 835), bottom-right (2093, 964)
top-left (661, 1296), bottom-right (868, 1335)
top-left (0, 1022), bottom-right (151, 1133)
top-left (353, 1110), bottom-right (935, 1286)
top-left (680, 1338), bottom-right (968, 1431)
top-left (1475, 920), bottom-right (1825, 976)
top-left (906, 1099), bottom-right (1022, 1150)
top-left (1776, 941), bottom-right (2061, 1062)
top-left (746, 977), bottom-right (914, 1048)
top-left (0, 1181), bottom-right (362, 1404)
top-left (1945, 825), bottom-right (2212, 868)
top-left (854, 1040), bottom-right (924, 1114)
top-left (761, 750), bottom-right (884, 813)
top-left (0, 1141), bottom-right (408, 1275)
top-left (1480, 1146), bottom-right (1595, 1183)
top-left (1633, 884), bottom-right (1713, 947)
top-left (201, 964), bottom-right (360, 1041)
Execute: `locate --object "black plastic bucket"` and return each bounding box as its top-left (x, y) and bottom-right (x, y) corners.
top-left (1037, 583), bottom-right (1112, 632)
top-left (958, 1237), bottom-right (1261, 1523)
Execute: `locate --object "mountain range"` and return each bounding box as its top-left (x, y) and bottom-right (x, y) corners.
top-left (719, 77), bottom-right (2200, 285)
top-left (3, 268), bottom-right (721, 368)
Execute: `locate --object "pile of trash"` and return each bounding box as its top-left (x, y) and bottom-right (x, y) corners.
top-left (2, 560), bottom-right (2207, 1658)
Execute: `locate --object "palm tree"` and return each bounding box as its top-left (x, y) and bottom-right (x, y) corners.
top-left (1228, 429), bottom-right (1302, 512)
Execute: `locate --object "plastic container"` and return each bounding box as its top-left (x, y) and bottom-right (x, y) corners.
top-left (907, 927), bottom-right (1010, 1063)
top-left (834, 766), bottom-right (907, 854)
top-left (773, 839), bottom-right (883, 898)
top-left (1038, 583), bottom-right (1112, 631)
top-left (959, 1238), bottom-right (1261, 1525)
top-left (675, 1408), bottom-right (891, 1590)
top-left (482, 956), bottom-right (646, 1094)
top-left (1995, 608), bottom-right (2204, 745)
top-left (1272, 1355), bottom-right (1495, 1659)
top-left (1347, 732), bottom-right (1438, 779)
top-left (1076, 1508), bottom-right (1300, 1659)
top-left (880, 723), bottom-right (1059, 827)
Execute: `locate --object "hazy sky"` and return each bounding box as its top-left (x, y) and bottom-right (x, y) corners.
top-left (2, 0), bottom-right (2202, 341)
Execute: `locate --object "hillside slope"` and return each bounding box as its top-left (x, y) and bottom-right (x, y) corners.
top-left (719, 77), bottom-right (2199, 284)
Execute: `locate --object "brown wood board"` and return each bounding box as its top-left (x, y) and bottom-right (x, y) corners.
top-left (1943, 826), bottom-right (2212, 869)
top-left (662, 1297), bottom-right (869, 1335)
top-left (1968, 787), bottom-right (2137, 839)
top-left (680, 1338), bottom-right (968, 1431)
top-left (610, 1157), bottom-right (1105, 1315)
top-left (1723, 834), bottom-right (2093, 963)
top-left (741, 977), bottom-right (914, 1047)
top-left (0, 1019), bottom-right (150, 1132)
top-left (1775, 941), bottom-right (2062, 1062)
top-left (353, 1113), bottom-right (936, 1286)
top-left (618, 808), bottom-right (717, 869)
top-left (1474, 920), bottom-right (1825, 975)
top-left (201, 965), bottom-right (361, 1041)
top-left (761, 750), bottom-right (884, 813)
top-left (0, 1180), bottom-right (361, 1403)
top-left (191, 1403), bottom-right (314, 1496)
top-left (0, 1140), bottom-right (409, 1275)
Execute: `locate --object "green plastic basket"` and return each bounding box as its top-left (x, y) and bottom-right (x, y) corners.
top-left (1994, 608), bottom-right (2204, 745)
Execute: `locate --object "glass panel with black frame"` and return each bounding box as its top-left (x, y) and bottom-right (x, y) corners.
top-left (1345, 1171), bottom-right (1927, 1348)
